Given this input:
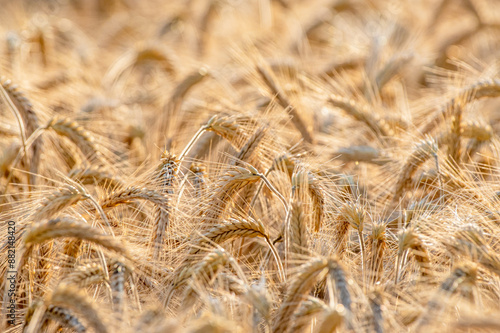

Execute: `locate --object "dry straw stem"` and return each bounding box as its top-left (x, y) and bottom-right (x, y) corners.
top-left (256, 63), bottom-right (314, 144)
top-left (327, 94), bottom-right (392, 138)
top-left (420, 78), bottom-right (500, 135)
top-left (413, 263), bottom-right (477, 331)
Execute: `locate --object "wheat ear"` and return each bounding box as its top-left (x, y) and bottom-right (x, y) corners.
top-left (99, 186), bottom-right (168, 210)
top-left (109, 259), bottom-right (130, 315)
top-left (413, 263), bottom-right (477, 331)
top-left (420, 78), bottom-right (500, 134)
top-left (328, 94), bottom-right (392, 137)
top-left (0, 77), bottom-right (42, 186)
top-left (338, 202), bottom-right (366, 283)
top-left (103, 45), bottom-right (176, 87)
top-left (202, 165), bottom-right (261, 226)
top-left (48, 284), bottom-right (108, 333)
top-left (367, 223), bottom-right (386, 285)
top-left (393, 138), bottom-right (438, 204)
top-left (44, 305), bottom-right (87, 333)
top-left (189, 163), bottom-right (207, 197)
top-left (288, 199), bottom-right (309, 258)
top-left (23, 217), bottom-right (126, 254)
top-left (316, 305), bottom-right (345, 333)
top-left (47, 117), bottom-right (103, 163)
top-left (449, 225), bottom-right (500, 277)
top-left (290, 297), bottom-right (329, 332)
top-left (181, 250), bottom-right (246, 309)
top-left (167, 67), bottom-right (210, 117)
top-left (396, 228), bottom-right (431, 284)
top-left (68, 165), bottom-right (124, 189)
top-left (151, 151), bottom-right (179, 260)
top-left (172, 217), bottom-right (282, 296)
top-left (256, 63), bottom-right (314, 144)
top-left (273, 258), bottom-right (330, 333)
top-left (165, 248), bottom-right (240, 309)
top-left (369, 289), bottom-right (384, 333)
top-left (335, 145), bottom-right (389, 165)
top-left (178, 114), bottom-right (256, 163)
top-left (446, 98), bottom-right (464, 165)
top-left (59, 262), bottom-right (106, 287)
top-left (32, 184), bottom-right (86, 220)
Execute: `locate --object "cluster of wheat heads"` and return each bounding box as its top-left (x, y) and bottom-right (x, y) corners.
top-left (1, 0), bottom-right (500, 332)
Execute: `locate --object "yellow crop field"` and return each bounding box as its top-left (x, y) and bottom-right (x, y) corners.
top-left (1, 0), bottom-right (500, 332)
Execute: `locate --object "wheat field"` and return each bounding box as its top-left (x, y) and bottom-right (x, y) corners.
top-left (1, 0), bottom-right (500, 332)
